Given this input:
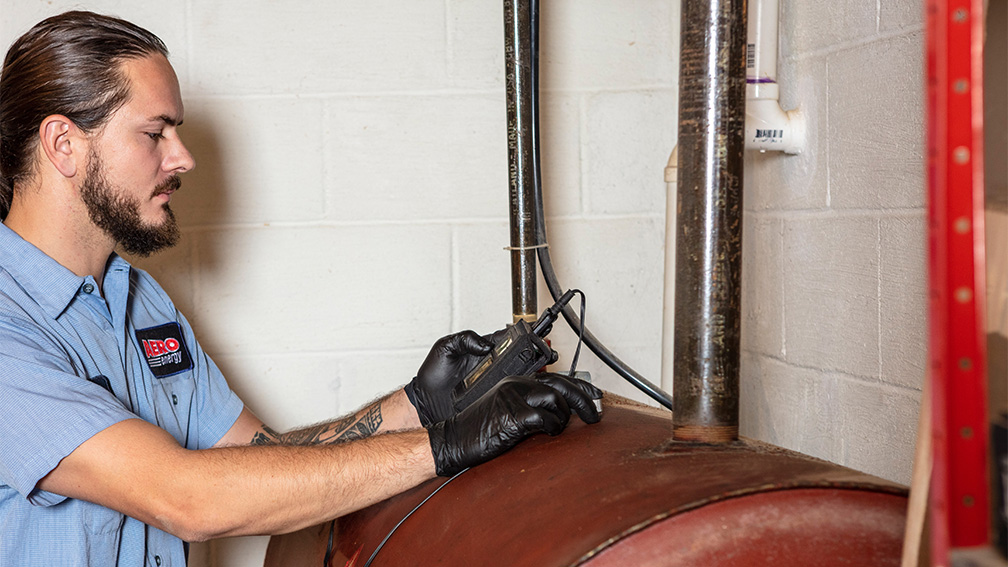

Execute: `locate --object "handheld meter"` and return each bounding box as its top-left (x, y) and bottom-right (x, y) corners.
top-left (452, 290), bottom-right (576, 412)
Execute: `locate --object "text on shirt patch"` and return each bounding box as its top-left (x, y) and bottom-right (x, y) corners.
top-left (135, 322), bottom-right (193, 378)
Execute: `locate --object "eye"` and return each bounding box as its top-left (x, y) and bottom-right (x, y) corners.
top-left (145, 131), bottom-right (165, 141)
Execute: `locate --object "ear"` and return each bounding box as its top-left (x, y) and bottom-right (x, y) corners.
top-left (38, 115), bottom-right (85, 179)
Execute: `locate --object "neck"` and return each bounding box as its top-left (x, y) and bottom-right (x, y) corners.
top-left (4, 185), bottom-right (116, 286)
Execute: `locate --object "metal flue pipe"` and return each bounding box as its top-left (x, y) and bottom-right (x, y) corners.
top-left (504, 0), bottom-right (538, 323)
top-left (672, 0), bottom-right (748, 443)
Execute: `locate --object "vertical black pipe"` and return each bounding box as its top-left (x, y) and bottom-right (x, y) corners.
top-left (673, 0), bottom-right (747, 443)
top-left (504, 0), bottom-right (538, 323)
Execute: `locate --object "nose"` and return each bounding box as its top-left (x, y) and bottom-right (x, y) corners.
top-left (166, 133), bottom-right (196, 174)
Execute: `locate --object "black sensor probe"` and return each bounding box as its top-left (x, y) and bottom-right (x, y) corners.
top-left (451, 289), bottom-right (578, 412)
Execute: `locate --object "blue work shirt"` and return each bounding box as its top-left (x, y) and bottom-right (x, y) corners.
top-left (0, 222), bottom-right (244, 566)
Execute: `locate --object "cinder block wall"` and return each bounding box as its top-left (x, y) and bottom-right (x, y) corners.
top-left (1, 1), bottom-right (924, 565)
top-left (740, 0), bottom-right (925, 490)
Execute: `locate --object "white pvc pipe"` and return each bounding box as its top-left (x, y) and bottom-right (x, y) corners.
top-left (747, 0), bottom-right (779, 100)
top-left (745, 0), bottom-right (805, 154)
top-left (660, 147), bottom-right (678, 394)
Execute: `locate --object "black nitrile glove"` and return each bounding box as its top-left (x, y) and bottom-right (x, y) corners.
top-left (405, 329), bottom-right (506, 426)
top-left (427, 373), bottom-right (603, 476)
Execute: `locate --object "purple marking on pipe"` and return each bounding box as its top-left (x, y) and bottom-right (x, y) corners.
top-left (747, 78), bottom-right (778, 84)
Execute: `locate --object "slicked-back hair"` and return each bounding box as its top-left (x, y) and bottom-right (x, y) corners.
top-left (0, 11), bottom-right (169, 219)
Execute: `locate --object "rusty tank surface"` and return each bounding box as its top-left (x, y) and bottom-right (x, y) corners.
top-left (265, 396), bottom-right (908, 567)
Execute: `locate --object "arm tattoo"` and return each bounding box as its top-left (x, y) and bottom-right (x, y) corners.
top-left (250, 403), bottom-right (384, 446)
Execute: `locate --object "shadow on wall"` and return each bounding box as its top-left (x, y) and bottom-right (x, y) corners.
top-left (122, 107), bottom-right (272, 412)
top-left (123, 105), bottom-right (229, 341)
top-left (172, 105), bottom-right (231, 272)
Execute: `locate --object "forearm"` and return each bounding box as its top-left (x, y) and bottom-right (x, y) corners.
top-left (179, 389), bottom-right (427, 538)
top-left (223, 388), bottom-right (421, 448)
top-left (41, 418), bottom-right (436, 542)
top-left (178, 428), bottom-right (435, 539)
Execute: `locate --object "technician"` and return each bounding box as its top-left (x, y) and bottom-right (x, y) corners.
top-left (0, 11), bottom-right (601, 566)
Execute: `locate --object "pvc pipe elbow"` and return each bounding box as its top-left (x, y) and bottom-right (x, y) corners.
top-left (664, 145), bottom-right (678, 183)
top-left (745, 98), bottom-right (806, 155)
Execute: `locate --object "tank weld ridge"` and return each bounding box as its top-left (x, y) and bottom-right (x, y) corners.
top-left (569, 482), bottom-right (909, 566)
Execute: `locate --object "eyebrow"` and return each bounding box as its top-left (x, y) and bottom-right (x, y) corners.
top-left (150, 114), bottom-right (183, 127)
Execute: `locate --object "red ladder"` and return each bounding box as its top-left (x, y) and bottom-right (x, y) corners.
top-left (926, 0), bottom-right (991, 560)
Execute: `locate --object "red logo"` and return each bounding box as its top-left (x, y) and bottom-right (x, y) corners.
top-left (142, 338), bottom-right (181, 358)
top-left (136, 322), bottom-right (192, 377)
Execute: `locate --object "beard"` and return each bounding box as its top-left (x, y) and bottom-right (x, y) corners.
top-left (80, 150), bottom-right (181, 257)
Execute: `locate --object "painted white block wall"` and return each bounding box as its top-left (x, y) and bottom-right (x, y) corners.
top-left (741, 0), bottom-right (925, 485)
top-left (0, 0), bottom-right (924, 565)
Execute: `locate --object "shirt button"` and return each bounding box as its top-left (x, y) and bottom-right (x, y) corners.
top-left (82, 283), bottom-right (94, 294)
top-left (172, 394), bottom-right (178, 405)
top-left (155, 556), bottom-right (162, 566)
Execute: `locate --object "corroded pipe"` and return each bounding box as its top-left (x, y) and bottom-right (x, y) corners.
top-left (504, 0), bottom-right (538, 323)
top-left (673, 0), bottom-right (747, 443)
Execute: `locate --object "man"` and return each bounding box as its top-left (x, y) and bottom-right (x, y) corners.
top-left (0, 11), bottom-right (601, 565)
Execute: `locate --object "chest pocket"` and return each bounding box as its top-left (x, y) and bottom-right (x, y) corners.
top-left (134, 322), bottom-right (197, 446)
top-left (81, 498), bottom-right (127, 566)
top-left (83, 499), bottom-right (126, 535)
top-left (153, 372), bottom-right (196, 447)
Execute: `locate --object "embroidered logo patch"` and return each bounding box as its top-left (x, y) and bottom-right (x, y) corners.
top-left (135, 322), bottom-right (193, 378)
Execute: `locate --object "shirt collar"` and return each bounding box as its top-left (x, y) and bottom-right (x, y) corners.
top-left (0, 222), bottom-right (126, 319)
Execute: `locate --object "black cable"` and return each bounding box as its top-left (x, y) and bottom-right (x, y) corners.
top-left (361, 467), bottom-right (470, 567)
top-left (322, 519), bottom-right (335, 567)
top-left (527, 0), bottom-right (673, 411)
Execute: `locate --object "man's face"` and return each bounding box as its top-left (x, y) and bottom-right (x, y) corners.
top-left (82, 53), bottom-right (194, 255)
top-left (80, 146), bottom-right (180, 256)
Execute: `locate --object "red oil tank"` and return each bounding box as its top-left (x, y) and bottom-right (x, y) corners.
top-left (265, 396), bottom-right (908, 566)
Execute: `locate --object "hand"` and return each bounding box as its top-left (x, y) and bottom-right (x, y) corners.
top-left (426, 373), bottom-right (603, 476)
top-left (405, 329), bottom-right (506, 426)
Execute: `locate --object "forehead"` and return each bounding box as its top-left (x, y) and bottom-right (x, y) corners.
top-left (113, 54), bottom-right (184, 125)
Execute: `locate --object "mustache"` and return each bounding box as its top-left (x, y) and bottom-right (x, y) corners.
top-left (153, 176), bottom-right (182, 197)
